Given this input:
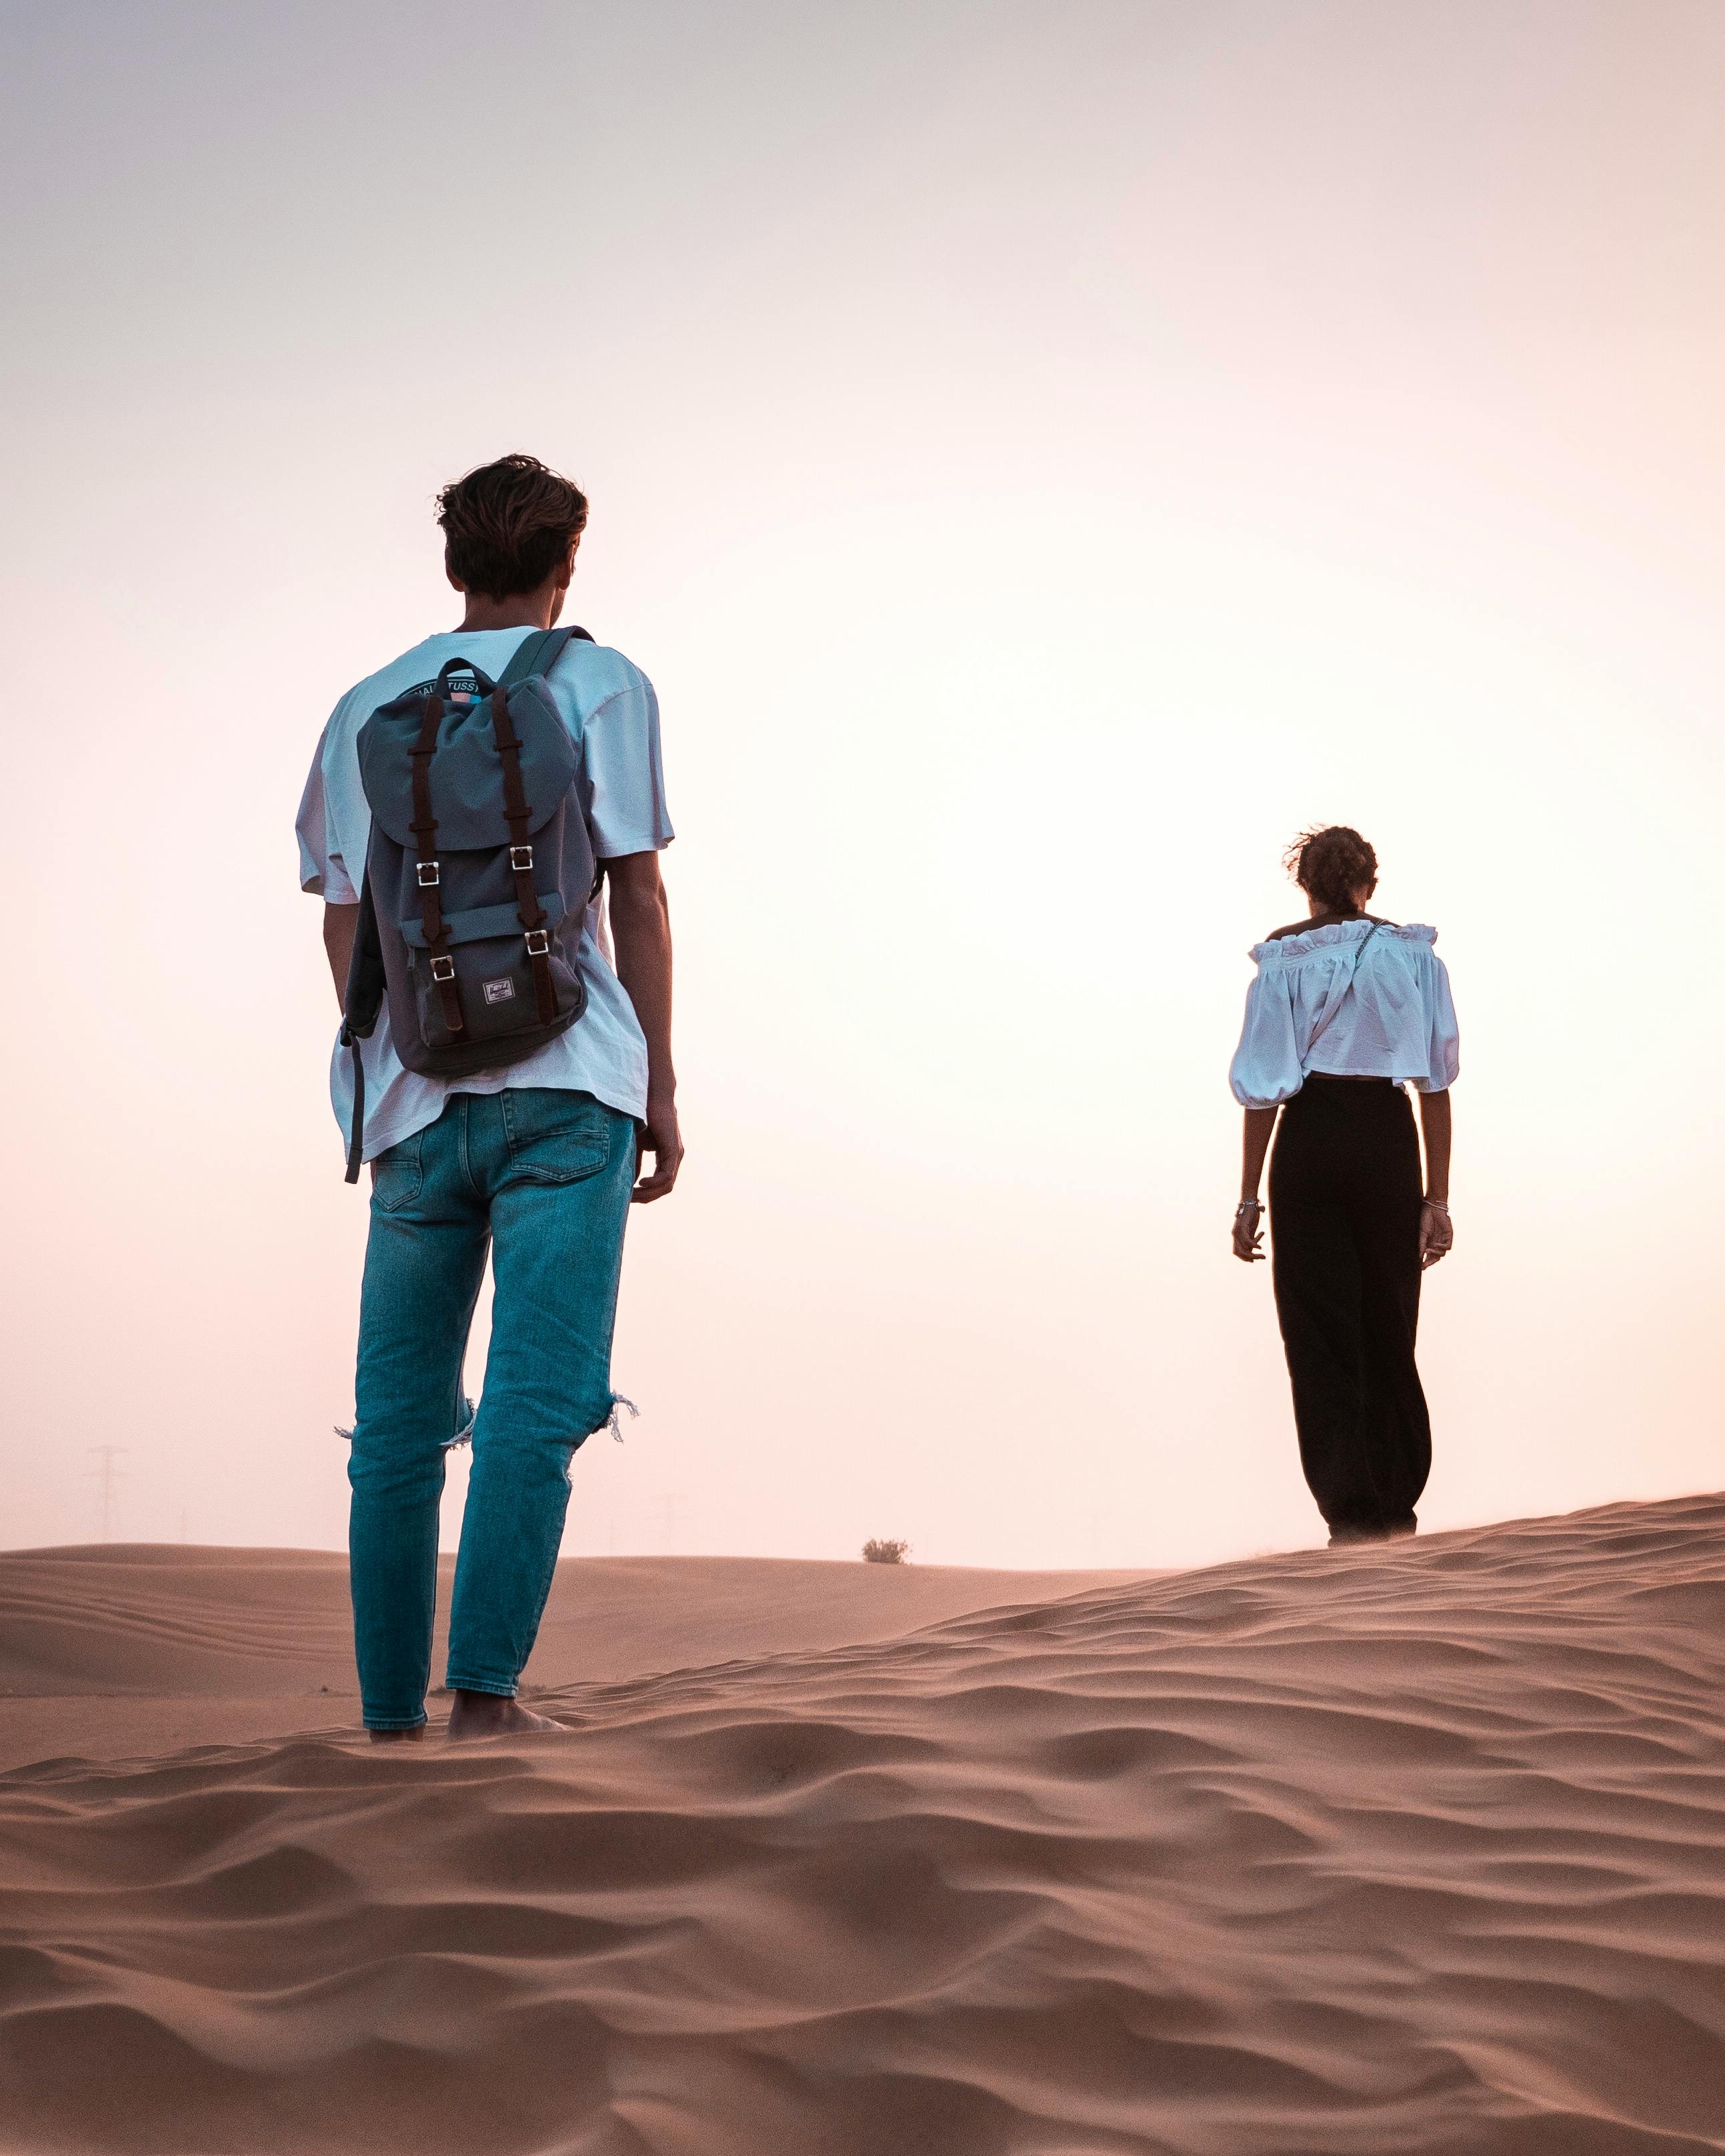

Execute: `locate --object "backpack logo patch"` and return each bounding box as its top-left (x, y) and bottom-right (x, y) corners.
top-left (482, 978), bottom-right (516, 1005)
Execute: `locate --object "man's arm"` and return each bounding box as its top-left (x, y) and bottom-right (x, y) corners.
top-left (605, 851), bottom-right (682, 1201)
top-left (323, 901), bottom-right (358, 1012)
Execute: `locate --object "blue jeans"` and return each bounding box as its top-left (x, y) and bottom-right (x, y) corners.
top-left (349, 1088), bottom-right (635, 1729)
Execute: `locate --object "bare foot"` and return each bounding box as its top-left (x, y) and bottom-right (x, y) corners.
top-left (446, 1690), bottom-right (569, 1741)
top-left (367, 1724), bottom-right (427, 1745)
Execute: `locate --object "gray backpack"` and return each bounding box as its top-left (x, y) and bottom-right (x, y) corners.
top-left (339, 626), bottom-right (597, 1180)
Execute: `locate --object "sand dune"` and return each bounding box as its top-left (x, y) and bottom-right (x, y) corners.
top-left (2, 1497), bottom-right (1723, 2152)
top-left (0, 1545), bottom-right (1148, 1773)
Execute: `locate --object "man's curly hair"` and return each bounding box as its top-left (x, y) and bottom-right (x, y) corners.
top-left (436, 453), bottom-right (589, 601)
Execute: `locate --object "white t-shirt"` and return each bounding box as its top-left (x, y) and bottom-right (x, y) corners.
top-left (297, 628), bottom-right (673, 1163)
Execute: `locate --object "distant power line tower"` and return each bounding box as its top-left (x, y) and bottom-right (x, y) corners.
top-left (88, 1445), bottom-right (128, 1543)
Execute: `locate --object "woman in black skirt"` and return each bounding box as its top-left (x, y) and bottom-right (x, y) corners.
top-left (1229, 826), bottom-right (1458, 1547)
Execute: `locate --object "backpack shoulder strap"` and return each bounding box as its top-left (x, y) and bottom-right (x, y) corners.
top-left (339, 877), bottom-right (385, 1183)
top-left (497, 623), bottom-right (595, 691)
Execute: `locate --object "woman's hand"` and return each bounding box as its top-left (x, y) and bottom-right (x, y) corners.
top-left (1234, 1111), bottom-right (1278, 1263)
top-left (1420, 1198), bottom-right (1453, 1268)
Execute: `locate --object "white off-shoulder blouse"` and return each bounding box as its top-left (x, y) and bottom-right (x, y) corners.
top-left (1229, 919), bottom-right (1460, 1110)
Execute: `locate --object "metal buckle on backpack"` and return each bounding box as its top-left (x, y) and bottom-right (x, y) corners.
top-left (524, 929), bottom-right (551, 957)
top-left (509, 845), bottom-right (534, 872)
top-left (416, 861), bottom-right (441, 887)
top-left (429, 955), bottom-right (456, 982)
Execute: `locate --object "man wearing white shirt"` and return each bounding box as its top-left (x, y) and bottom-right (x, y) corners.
top-left (298, 454), bottom-right (680, 1741)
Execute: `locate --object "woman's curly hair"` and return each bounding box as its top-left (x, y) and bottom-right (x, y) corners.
top-left (1284, 825), bottom-right (1377, 915)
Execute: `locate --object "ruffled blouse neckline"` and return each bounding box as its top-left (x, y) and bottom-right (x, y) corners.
top-left (1250, 920), bottom-right (1438, 965)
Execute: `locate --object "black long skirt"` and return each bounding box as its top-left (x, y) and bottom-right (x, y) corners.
top-left (1268, 1076), bottom-right (1432, 1541)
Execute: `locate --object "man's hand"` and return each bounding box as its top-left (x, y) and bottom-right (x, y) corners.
top-left (633, 1095), bottom-right (683, 1203)
top-left (605, 852), bottom-right (680, 1204)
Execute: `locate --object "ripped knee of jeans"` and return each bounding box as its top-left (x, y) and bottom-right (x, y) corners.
top-left (335, 1393), bottom-right (475, 1453)
top-left (599, 1393), bottom-right (638, 1444)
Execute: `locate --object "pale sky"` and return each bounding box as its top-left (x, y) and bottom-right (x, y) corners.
top-left (3, 1), bottom-right (1722, 1567)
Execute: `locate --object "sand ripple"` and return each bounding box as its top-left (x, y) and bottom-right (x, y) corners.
top-left (3, 1496), bottom-right (1724, 2152)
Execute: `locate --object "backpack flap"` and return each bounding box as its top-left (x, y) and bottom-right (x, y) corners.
top-left (356, 679), bottom-right (578, 852)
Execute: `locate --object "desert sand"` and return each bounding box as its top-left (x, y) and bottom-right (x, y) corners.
top-left (1, 1496), bottom-right (1722, 2153)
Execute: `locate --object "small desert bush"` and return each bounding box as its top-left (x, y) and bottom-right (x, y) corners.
top-left (861, 1537), bottom-right (911, 1565)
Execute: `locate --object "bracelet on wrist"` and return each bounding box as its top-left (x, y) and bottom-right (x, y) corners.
top-left (1422, 1197), bottom-right (1450, 1211)
top-left (1236, 1198), bottom-right (1263, 1213)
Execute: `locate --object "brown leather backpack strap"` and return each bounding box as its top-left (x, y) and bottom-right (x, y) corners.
top-left (408, 695), bottom-right (465, 1037)
top-left (489, 685), bottom-right (557, 1024)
